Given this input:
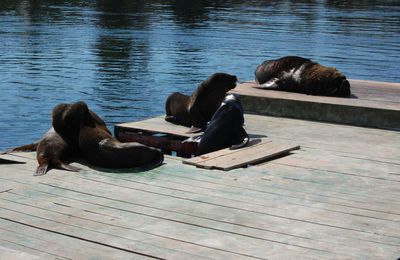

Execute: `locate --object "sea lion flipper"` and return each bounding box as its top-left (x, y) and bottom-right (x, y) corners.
top-left (186, 126), bottom-right (204, 134)
top-left (58, 162), bottom-right (80, 172)
top-left (34, 164), bottom-right (49, 176)
top-left (230, 127), bottom-right (249, 150)
top-left (255, 78), bottom-right (280, 89)
top-left (4, 142), bottom-right (38, 154)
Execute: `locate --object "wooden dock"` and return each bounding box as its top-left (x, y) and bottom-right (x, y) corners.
top-left (1, 113), bottom-right (399, 259)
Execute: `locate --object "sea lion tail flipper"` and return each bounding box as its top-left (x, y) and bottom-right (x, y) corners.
top-left (4, 142), bottom-right (39, 154)
top-left (34, 163), bottom-right (49, 176)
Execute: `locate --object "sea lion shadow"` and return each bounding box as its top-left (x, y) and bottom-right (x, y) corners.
top-left (248, 134), bottom-right (268, 139)
top-left (76, 159), bottom-right (165, 174)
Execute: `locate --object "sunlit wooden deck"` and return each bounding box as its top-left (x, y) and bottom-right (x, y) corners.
top-left (1, 114), bottom-right (399, 259)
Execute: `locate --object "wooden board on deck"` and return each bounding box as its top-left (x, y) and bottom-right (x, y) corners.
top-left (116, 116), bottom-right (197, 139)
top-left (183, 138), bottom-right (300, 170)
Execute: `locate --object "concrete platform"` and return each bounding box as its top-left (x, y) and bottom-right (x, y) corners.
top-left (231, 79), bottom-right (400, 130)
top-left (1, 114), bottom-right (399, 259)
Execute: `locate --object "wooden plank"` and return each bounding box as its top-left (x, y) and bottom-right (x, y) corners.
top-left (184, 139), bottom-right (299, 171)
top-left (116, 116), bottom-right (197, 139)
top-left (0, 244), bottom-right (45, 260)
top-left (0, 179), bottom-right (382, 259)
top-left (243, 114), bottom-right (400, 163)
top-left (0, 190), bottom-right (320, 260)
top-left (265, 149), bottom-right (400, 182)
top-left (0, 199), bottom-right (220, 260)
top-left (0, 218), bottom-right (144, 259)
top-left (184, 139), bottom-right (272, 165)
top-left (27, 173), bottom-right (400, 241)
top-left (201, 143), bottom-right (299, 170)
top-left (1, 159), bottom-right (399, 258)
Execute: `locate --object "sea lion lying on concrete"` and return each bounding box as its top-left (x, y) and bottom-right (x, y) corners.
top-left (54, 101), bottom-right (164, 169)
top-left (254, 56), bottom-right (351, 97)
top-left (195, 94), bottom-right (249, 155)
top-left (165, 72), bottom-right (238, 133)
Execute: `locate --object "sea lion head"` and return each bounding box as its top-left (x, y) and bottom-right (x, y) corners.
top-left (202, 72), bottom-right (238, 92)
top-left (317, 67), bottom-right (351, 97)
top-left (52, 101), bottom-right (90, 146)
top-left (332, 76), bottom-right (351, 97)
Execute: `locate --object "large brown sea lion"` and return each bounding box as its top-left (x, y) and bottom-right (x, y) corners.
top-left (52, 102), bottom-right (109, 150)
top-left (254, 56), bottom-right (351, 97)
top-left (53, 101), bottom-right (164, 169)
top-left (195, 94), bottom-right (249, 155)
top-left (165, 72), bottom-right (238, 133)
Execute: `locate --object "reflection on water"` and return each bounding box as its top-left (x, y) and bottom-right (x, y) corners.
top-left (0, 0), bottom-right (399, 150)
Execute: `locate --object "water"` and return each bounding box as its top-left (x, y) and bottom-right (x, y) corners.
top-left (1, 0), bottom-right (399, 150)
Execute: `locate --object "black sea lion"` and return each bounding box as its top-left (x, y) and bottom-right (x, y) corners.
top-left (165, 72), bottom-right (238, 133)
top-left (55, 101), bottom-right (164, 169)
top-left (196, 94), bottom-right (249, 155)
top-left (254, 56), bottom-right (351, 97)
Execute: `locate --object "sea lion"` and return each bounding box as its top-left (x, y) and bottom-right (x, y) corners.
top-left (254, 56), bottom-right (351, 97)
top-left (165, 72), bottom-right (238, 133)
top-left (196, 94), bottom-right (249, 155)
top-left (54, 101), bottom-right (164, 169)
top-left (4, 127), bottom-right (79, 175)
top-left (52, 102), bottom-right (109, 150)
top-left (34, 127), bottom-right (80, 175)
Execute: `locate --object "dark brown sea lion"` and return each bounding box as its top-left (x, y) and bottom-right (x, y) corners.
top-left (54, 101), bottom-right (164, 169)
top-left (35, 127), bottom-right (80, 175)
top-left (52, 102), bottom-right (109, 150)
top-left (195, 94), bottom-right (249, 155)
top-left (165, 72), bottom-right (238, 133)
top-left (4, 127), bottom-right (79, 175)
top-left (254, 56), bottom-right (351, 97)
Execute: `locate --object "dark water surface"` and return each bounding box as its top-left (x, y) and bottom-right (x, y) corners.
top-left (1, 0), bottom-right (399, 150)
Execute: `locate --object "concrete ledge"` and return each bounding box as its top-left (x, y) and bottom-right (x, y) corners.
top-left (230, 80), bottom-right (400, 130)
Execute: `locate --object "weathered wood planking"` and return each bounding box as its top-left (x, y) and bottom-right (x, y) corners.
top-left (1, 152), bottom-right (399, 259)
top-left (0, 161), bottom-right (394, 259)
top-left (1, 114), bottom-right (400, 259)
top-left (184, 138), bottom-right (300, 170)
